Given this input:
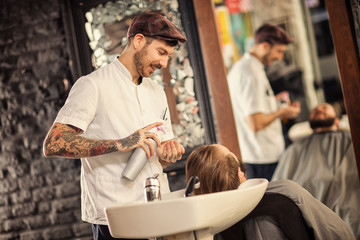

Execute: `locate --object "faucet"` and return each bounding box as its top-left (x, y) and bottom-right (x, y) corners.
top-left (184, 176), bottom-right (200, 197)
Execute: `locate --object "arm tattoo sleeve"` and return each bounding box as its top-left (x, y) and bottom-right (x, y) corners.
top-left (117, 132), bottom-right (140, 149)
top-left (44, 123), bottom-right (118, 158)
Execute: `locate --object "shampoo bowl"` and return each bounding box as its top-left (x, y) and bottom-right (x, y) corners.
top-left (105, 178), bottom-right (268, 240)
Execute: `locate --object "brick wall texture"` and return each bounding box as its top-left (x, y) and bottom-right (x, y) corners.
top-left (0, 0), bottom-right (93, 239)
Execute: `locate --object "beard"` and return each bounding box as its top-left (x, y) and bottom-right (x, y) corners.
top-left (134, 46), bottom-right (149, 77)
top-left (309, 117), bottom-right (336, 130)
top-left (262, 53), bottom-right (276, 66)
top-left (134, 46), bottom-right (162, 78)
top-left (262, 53), bottom-right (270, 66)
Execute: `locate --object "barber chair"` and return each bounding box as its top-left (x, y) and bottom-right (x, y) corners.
top-left (215, 192), bottom-right (315, 240)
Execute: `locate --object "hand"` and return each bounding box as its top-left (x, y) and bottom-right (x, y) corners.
top-left (281, 102), bottom-right (301, 119)
top-left (117, 122), bottom-right (163, 159)
top-left (156, 140), bottom-right (185, 164)
top-left (291, 101), bottom-right (301, 108)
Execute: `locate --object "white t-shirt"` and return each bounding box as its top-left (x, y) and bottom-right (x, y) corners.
top-left (227, 53), bottom-right (284, 164)
top-left (54, 58), bottom-right (174, 224)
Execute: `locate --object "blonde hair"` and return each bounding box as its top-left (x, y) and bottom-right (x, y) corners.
top-left (185, 145), bottom-right (243, 195)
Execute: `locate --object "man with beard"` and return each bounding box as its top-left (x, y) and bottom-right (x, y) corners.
top-left (272, 103), bottom-right (360, 238)
top-left (227, 23), bottom-right (301, 181)
top-left (43, 12), bottom-right (187, 239)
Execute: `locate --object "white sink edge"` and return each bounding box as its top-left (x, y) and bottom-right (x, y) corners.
top-left (105, 178), bottom-right (268, 239)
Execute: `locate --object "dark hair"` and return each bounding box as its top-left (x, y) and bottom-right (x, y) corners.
top-left (127, 35), bottom-right (178, 47)
top-left (255, 23), bottom-right (293, 45)
top-left (144, 35), bottom-right (178, 47)
top-left (163, 39), bottom-right (178, 47)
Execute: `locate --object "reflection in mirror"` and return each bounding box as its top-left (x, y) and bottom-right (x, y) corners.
top-left (212, 0), bottom-right (359, 237)
top-left (214, 0), bottom-right (346, 127)
top-left (83, 0), bottom-right (205, 148)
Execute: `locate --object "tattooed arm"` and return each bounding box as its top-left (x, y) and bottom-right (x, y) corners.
top-left (43, 122), bottom-right (163, 159)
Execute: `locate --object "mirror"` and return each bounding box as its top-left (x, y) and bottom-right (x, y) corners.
top-left (214, 0), bottom-right (345, 123)
top-left (209, 0), bottom-right (359, 237)
top-left (214, 0), bottom-right (346, 123)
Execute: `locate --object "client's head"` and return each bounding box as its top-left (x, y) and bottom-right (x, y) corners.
top-left (309, 103), bottom-right (339, 132)
top-left (185, 144), bottom-right (247, 195)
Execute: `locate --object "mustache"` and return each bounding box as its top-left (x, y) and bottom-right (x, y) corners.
top-left (151, 64), bottom-right (162, 70)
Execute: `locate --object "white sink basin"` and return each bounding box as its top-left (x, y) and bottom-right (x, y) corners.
top-left (105, 178), bottom-right (268, 240)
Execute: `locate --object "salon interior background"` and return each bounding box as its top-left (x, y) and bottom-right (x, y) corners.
top-left (0, 0), bottom-right (352, 239)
